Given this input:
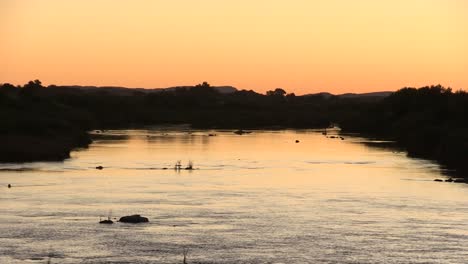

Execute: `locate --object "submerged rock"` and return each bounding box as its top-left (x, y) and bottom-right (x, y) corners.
top-left (119, 214), bottom-right (149, 223)
top-left (99, 219), bottom-right (114, 224)
top-left (434, 179), bottom-right (443, 182)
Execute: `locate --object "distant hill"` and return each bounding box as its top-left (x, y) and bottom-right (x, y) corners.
top-left (163, 85), bottom-right (237, 94)
top-left (54, 85), bottom-right (391, 98)
top-left (304, 92), bottom-right (334, 98)
top-left (59, 85), bottom-right (238, 95)
top-left (305, 91), bottom-right (393, 99)
top-left (338, 91), bottom-right (393, 98)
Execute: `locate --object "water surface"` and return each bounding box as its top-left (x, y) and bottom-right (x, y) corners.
top-left (1, 129), bottom-right (467, 263)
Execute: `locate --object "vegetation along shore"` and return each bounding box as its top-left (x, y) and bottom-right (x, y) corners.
top-left (1, 80), bottom-right (466, 176)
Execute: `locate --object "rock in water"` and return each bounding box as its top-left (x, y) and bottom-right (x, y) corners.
top-left (234, 130), bottom-right (244, 135)
top-left (99, 219), bottom-right (114, 224)
top-left (234, 130), bottom-right (252, 135)
top-left (119, 214), bottom-right (149, 223)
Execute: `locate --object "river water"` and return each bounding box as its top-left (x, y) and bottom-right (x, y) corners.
top-left (1, 128), bottom-right (467, 263)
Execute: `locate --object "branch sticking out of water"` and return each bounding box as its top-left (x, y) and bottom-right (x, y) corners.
top-left (175, 160), bottom-right (182, 171)
top-left (185, 161), bottom-right (193, 170)
top-left (174, 160), bottom-right (195, 171)
top-left (182, 247), bottom-right (189, 264)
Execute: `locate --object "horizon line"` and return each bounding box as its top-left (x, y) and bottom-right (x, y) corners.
top-left (2, 80), bottom-right (464, 96)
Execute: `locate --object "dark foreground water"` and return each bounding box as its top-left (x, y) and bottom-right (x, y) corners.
top-left (1, 128), bottom-right (467, 263)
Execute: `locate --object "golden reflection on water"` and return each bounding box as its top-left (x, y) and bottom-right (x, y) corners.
top-left (1, 129), bottom-right (467, 263)
top-left (71, 129), bottom-right (444, 189)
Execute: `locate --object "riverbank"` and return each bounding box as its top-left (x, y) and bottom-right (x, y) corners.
top-left (0, 132), bottom-right (91, 163)
top-left (1, 82), bottom-right (466, 176)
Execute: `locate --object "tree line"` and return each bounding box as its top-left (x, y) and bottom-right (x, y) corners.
top-left (1, 80), bottom-right (467, 176)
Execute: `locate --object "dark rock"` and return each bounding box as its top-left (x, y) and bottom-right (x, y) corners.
top-left (234, 130), bottom-right (251, 135)
top-left (330, 136), bottom-right (337, 139)
top-left (453, 179), bottom-right (466, 183)
top-left (96, 166), bottom-right (104, 170)
top-left (234, 130), bottom-right (245, 135)
top-left (295, 140), bottom-right (300, 143)
top-left (445, 178), bottom-right (453, 182)
top-left (434, 179), bottom-right (443, 182)
top-left (119, 214), bottom-right (149, 223)
top-left (8, 184), bottom-right (11, 188)
top-left (340, 137), bottom-right (345, 140)
top-left (99, 219), bottom-right (114, 224)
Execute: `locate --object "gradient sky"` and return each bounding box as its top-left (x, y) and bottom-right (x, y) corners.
top-left (1, 0), bottom-right (467, 94)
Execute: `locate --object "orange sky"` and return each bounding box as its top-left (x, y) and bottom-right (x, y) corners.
top-left (1, 0), bottom-right (467, 94)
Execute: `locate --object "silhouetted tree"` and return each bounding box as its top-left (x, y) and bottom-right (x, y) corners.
top-left (195, 81), bottom-right (211, 88)
top-left (266, 88), bottom-right (287, 97)
top-left (0, 83), bottom-right (16, 91)
top-left (23, 79), bottom-right (43, 90)
top-left (286, 93), bottom-right (296, 101)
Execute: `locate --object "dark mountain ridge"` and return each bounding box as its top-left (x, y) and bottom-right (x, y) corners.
top-left (56, 84), bottom-right (391, 98)
top-left (305, 91), bottom-right (393, 99)
top-left (58, 85), bottom-right (238, 95)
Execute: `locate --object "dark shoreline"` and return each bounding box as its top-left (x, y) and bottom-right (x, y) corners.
top-left (0, 126), bottom-right (464, 180)
top-left (1, 81), bottom-right (466, 177)
top-left (0, 132), bottom-right (91, 163)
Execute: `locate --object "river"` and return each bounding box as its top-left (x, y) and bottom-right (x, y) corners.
top-left (1, 128), bottom-right (467, 263)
